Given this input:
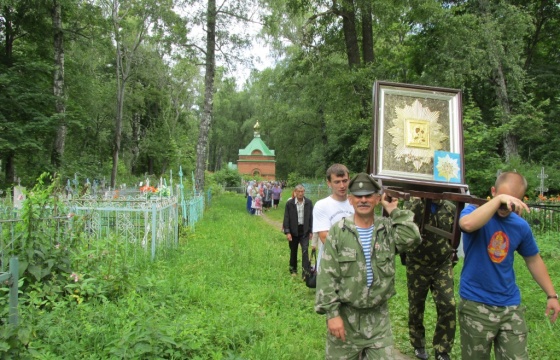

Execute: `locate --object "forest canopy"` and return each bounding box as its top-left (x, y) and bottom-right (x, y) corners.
top-left (1, 0), bottom-right (559, 197)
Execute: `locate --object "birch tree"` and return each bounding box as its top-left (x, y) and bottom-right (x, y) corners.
top-left (51, 0), bottom-right (66, 168)
top-left (177, 0), bottom-right (260, 190)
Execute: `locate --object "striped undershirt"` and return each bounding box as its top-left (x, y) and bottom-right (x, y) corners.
top-left (356, 225), bottom-right (374, 287)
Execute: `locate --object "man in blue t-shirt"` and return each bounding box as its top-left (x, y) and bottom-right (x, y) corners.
top-left (459, 171), bottom-right (560, 359)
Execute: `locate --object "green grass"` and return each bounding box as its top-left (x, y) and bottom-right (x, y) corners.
top-left (265, 191), bottom-right (559, 359)
top-left (12, 193), bottom-right (559, 359)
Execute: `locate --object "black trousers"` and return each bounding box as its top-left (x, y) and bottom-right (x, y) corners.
top-left (289, 226), bottom-right (310, 274)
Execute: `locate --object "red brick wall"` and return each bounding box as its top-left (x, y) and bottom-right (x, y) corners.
top-left (238, 156), bottom-right (276, 180)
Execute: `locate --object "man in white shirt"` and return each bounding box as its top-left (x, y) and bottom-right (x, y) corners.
top-left (312, 164), bottom-right (355, 268)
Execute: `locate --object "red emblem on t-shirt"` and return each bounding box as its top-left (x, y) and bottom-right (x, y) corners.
top-left (487, 231), bottom-right (509, 263)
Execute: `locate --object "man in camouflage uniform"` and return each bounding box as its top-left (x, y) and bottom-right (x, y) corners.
top-left (403, 199), bottom-right (456, 360)
top-left (315, 173), bottom-right (421, 360)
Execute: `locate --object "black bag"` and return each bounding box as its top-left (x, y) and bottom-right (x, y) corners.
top-left (304, 249), bottom-right (317, 288)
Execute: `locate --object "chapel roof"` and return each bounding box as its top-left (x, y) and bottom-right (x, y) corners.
top-left (239, 120), bottom-right (275, 156)
top-left (238, 136), bottom-right (275, 156)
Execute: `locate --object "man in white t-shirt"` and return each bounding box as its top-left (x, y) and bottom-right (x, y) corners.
top-left (312, 164), bottom-right (354, 268)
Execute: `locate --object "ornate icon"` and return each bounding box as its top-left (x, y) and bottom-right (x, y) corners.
top-left (387, 99), bottom-right (447, 171)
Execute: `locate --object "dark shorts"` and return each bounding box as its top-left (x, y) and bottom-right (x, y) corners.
top-left (273, 199), bottom-right (280, 205)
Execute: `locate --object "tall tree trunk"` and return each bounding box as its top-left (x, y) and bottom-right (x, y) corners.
top-left (131, 112), bottom-right (141, 174)
top-left (478, 0), bottom-right (519, 161)
top-left (110, 0), bottom-right (144, 188)
top-left (494, 63), bottom-right (518, 161)
top-left (2, 7), bottom-right (15, 182)
top-left (4, 151), bottom-right (15, 184)
top-left (148, 156), bottom-right (154, 175)
top-left (360, 0), bottom-right (374, 64)
top-left (338, 0), bottom-right (361, 68)
top-left (51, 0), bottom-right (66, 169)
top-left (195, 0), bottom-right (217, 191)
top-left (112, 40), bottom-right (125, 189)
top-left (3, 6), bottom-right (15, 67)
top-left (215, 146), bottom-right (222, 172)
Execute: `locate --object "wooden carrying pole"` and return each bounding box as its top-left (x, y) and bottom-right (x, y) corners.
top-left (382, 184), bottom-right (487, 257)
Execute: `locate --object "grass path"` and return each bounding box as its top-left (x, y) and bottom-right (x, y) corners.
top-left (179, 193), bottom-right (412, 359)
top-left (209, 196), bottom-right (560, 359)
top-left (29, 192), bottom-right (556, 359)
top-left (178, 193), bottom-right (326, 359)
top-left (258, 210), bottom-right (413, 360)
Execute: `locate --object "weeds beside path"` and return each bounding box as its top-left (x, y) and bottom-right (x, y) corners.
top-left (20, 193), bottom-right (556, 359)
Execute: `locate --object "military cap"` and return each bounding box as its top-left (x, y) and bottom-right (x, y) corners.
top-left (349, 173), bottom-right (381, 196)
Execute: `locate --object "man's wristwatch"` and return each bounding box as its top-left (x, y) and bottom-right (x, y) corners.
top-left (547, 293), bottom-right (558, 300)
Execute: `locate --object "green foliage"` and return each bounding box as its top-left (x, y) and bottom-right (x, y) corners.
top-left (286, 172), bottom-right (304, 187)
top-left (15, 174), bottom-right (74, 288)
top-left (462, 101), bottom-right (503, 197)
top-left (212, 168), bottom-right (242, 187)
top-left (1, 193), bottom-right (559, 358)
top-left (1, 0), bottom-right (560, 199)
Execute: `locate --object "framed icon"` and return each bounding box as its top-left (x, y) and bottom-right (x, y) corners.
top-left (370, 81), bottom-right (467, 193)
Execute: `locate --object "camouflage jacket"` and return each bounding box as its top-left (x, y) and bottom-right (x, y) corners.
top-left (315, 209), bottom-right (421, 319)
top-left (404, 199), bottom-right (456, 266)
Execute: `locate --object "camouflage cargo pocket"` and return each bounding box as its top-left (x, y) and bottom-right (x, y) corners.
top-left (339, 248), bottom-right (357, 277)
top-left (376, 251), bottom-right (395, 277)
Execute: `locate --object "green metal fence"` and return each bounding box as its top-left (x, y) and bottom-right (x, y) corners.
top-left (0, 257), bottom-right (18, 326)
top-left (0, 190), bottom-right (209, 265)
top-left (302, 183), bottom-right (331, 203)
top-left (70, 195), bottom-right (179, 261)
top-left (523, 202), bottom-right (560, 235)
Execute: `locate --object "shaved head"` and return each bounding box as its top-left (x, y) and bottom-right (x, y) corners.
top-left (494, 172), bottom-right (527, 199)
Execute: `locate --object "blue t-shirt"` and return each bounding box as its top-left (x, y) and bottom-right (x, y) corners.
top-left (459, 204), bottom-right (539, 306)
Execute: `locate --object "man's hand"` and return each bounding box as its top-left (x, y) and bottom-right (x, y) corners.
top-left (496, 194), bottom-right (530, 216)
top-left (380, 193), bottom-right (399, 215)
top-left (286, 233), bottom-right (292, 241)
top-left (546, 298), bottom-right (560, 323)
top-left (327, 316), bottom-right (346, 342)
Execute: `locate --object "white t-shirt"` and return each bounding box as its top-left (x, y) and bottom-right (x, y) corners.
top-left (313, 196), bottom-right (354, 269)
top-left (312, 196), bottom-right (354, 233)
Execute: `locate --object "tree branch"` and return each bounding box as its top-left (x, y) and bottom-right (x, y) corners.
top-left (216, 9), bottom-right (261, 25)
top-left (306, 9), bottom-right (335, 26)
top-left (180, 42), bottom-right (207, 56)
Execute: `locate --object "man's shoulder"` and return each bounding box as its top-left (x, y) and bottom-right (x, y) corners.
top-left (315, 195), bottom-right (349, 207)
top-left (335, 216), bottom-right (354, 228)
top-left (329, 217), bottom-right (356, 241)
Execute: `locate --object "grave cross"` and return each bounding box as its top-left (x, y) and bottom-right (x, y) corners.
top-left (537, 166), bottom-right (548, 196)
top-left (169, 169), bottom-right (173, 196)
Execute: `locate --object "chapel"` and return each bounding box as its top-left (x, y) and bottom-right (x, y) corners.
top-left (237, 121), bottom-right (276, 180)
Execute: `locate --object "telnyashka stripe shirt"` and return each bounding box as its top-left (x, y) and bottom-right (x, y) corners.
top-left (356, 225), bottom-right (374, 287)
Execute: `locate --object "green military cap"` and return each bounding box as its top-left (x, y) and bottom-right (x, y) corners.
top-left (349, 173), bottom-right (381, 196)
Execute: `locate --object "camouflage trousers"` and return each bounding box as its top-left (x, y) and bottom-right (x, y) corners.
top-left (325, 302), bottom-right (394, 360)
top-left (458, 298), bottom-right (528, 360)
top-left (406, 259), bottom-right (456, 353)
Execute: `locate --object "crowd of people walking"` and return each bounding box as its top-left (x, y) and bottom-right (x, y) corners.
top-left (244, 180), bottom-right (284, 215)
top-left (242, 166), bottom-right (559, 360)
